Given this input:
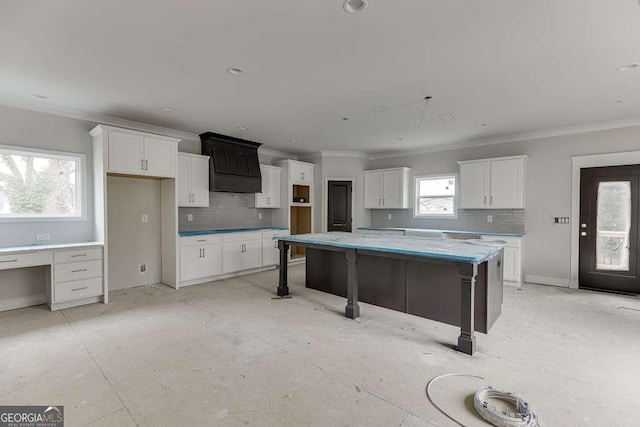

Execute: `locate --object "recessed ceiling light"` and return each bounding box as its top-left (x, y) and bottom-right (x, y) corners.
top-left (343, 0), bottom-right (368, 13)
top-left (342, 117), bottom-right (349, 121)
top-left (227, 67), bottom-right (245, 76)
top-left (372, 106), bottom-right (389, 113)
top-left (616, 63), bottom-right (638, 72)
top-left (396, 137), bottom-right (404, 141)
top-left (477, 123), bottom-right (488, 127)
top-left (34, 94), bottom-right (48, 99)
top-left (606, 100), bottom-right (623, 104)
top-left (238, 126), bottom-right (248, 130)
top-left (290, 139), bottom-right (299, 143)
top-left (161, 106), bottom-right (175, 112)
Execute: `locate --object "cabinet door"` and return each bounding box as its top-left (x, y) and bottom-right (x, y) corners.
top-left (383, 170), bottom-right (403, 208)
top-left (190, 156), bottom-right (210, 207)
top-left (364, 172), bottom-right (383, 209)
top-left (108, 130), bottom-right (144, 174)
top-left (144, 137), bottom-right (175, 177)
top-left (242, 240), bottom-right (262, 270)
top-left (180, 246), bottom-right (202, 282)
top-left (490, 158), bottom-right (524, 208)
top-left (222, 242), bottom-right (243, 274)
top-left (255, 165), bottom-right (269, 208)
top-left (262, 238), bottom-right (279, 266)
top-left (268, 167), bottom-right (281, 207)
top-left (502, 246), bottom-right (519, 282)
top-left (289, 162), bottom-right (303, 182)
top-left (459, 162), bottom-right (490, 208)
top-left (177, 155), bottom-right (191, 207)
top-left (299, 164), bottom-right (314, 183)
top-left (201, 243), bottom-right (222, 278)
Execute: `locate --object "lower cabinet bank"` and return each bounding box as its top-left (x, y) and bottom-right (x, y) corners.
top-left (178, 229), bottom-right (288, 287)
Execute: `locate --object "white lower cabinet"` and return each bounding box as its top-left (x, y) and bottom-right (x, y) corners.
top-left (51, 246), bottom-right (104, 306)
top-left (179, 230), bottom-right (289, 286)
top-left (481, 235), bottom-right (524, 286)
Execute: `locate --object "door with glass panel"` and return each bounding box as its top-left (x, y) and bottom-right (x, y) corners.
top-left (579, 165), bottom-right (640, 294)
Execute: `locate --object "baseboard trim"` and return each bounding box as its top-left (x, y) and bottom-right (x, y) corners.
top-left (525, 274), bottom-right (570, 288)
top-left (0, 294), bottom-right (46, 312)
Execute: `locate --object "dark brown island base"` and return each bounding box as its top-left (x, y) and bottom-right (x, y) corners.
top-left (275, 232), bottom-right (504, 355)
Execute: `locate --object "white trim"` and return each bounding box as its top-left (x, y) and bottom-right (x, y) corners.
top-left (0, 294), bottom-right (47, 312)
top-left (525, 274), bottom-right (570, 288)
top-left (0, 144), bottom-right (87, 222)
top-left (320, 150), bottom-right (368, 158)
top-left (323, 178), bottom-right (356, 233)
top-left (413, 173), bottom-right (459, 219)
top-left (569, 150), bottom-right (640, 289)
top-left (259, 147), bottom-right (299, 160)
top-left (457, 154), bottom-right (528, 165)
top-left (369, 117), bottom-right (640, 160)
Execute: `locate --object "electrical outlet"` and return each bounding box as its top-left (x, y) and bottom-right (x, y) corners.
top-left (141, 214), bottom-right (149, 223)
top-left (187, 214), bottom-right (193, 222)
top-left (487, 215), bottom-right (493, 223)
top-left (258, 212), bottom-right (263, 220)
top-left (36, 234), bottom-right (50, 241)
top-left (388, 213), bottom-right (392, 220)
top-left (140, 264), bottom-right (147, 273)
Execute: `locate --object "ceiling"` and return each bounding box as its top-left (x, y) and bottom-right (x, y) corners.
top-left (1, 1), bottom-right (639, 155)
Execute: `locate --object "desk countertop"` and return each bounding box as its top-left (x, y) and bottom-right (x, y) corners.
top-left (0, 241), bottom-right (103, 255)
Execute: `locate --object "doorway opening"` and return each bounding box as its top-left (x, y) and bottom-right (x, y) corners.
top-left (327, 180), bottom-right (353, 233)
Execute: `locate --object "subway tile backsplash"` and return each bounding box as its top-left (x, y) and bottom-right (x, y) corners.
top-left (370, 209), bottom-right (525, 234)
top-left (179, 192), bottom-right (273, 232)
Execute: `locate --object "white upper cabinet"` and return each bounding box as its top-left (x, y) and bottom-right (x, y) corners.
top-left (458, 155), bottom-right (526, 209)
top-left (364, 167), bottom-right (410, 209)
top-left (178, 153), bottom-right (210, 207)
top-left (254, 165), bottom-right (281, 208)
top-left (96, 126), bottom-right (179, 178)
top-left (288, 161), bottom-right (314, 183)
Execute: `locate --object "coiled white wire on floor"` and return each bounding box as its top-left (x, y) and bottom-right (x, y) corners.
top-left (426, 374), bottom-right (539, 427)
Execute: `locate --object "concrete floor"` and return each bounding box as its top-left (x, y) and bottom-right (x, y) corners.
top-left (1, 265), bottom-right (640, 426)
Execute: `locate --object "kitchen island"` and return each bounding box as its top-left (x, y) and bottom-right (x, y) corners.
top-left (275, 232), bottom-right (504, 355)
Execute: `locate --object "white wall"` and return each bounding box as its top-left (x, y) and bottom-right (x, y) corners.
top-left (107, 176), bottom-right (162, 290)
top-left (370, 125), bottom-right (640, 285)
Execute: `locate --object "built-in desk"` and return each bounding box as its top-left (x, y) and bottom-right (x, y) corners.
top-left (0, 242), bottom-right (105, 312)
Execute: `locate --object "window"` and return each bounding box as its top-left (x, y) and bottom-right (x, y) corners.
top-left (0, 146), bottom-right (84, 220)
top-left (414, 174), bottom-right (457, 218)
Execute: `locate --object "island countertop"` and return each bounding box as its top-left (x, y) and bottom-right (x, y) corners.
top-left (276, 232), bottom-right (503, 264)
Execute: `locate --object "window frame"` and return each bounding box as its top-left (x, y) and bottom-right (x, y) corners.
top-left (0, 144), bottom-right (87, 222)
top-left (413, 173), bottom-right (459, 219)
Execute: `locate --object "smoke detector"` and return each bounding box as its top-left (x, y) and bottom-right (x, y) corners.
top-left (344, 0), bottom-right (368, 13)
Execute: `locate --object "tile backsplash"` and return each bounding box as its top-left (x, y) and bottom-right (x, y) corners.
top-left (179, 192), bottom-right (273, 232)
top-left (370, 209), bottom-right (525, 234)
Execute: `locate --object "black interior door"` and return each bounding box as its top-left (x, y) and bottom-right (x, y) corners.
top-left (579, 165), bottom-right (640, 294)
top-left (328, 181), bottom-right (352, 232)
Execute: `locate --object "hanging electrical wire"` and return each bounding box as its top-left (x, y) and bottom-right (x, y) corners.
top-left (418, 96), bottom-right (432, 129)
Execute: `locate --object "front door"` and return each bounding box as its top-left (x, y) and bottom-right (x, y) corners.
top-left (579, 165), bottom-right (640, 294)
top-left (328, 181), bottom-right (352, 232)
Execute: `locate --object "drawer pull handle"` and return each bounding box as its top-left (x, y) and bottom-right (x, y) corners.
top-left (0, 259), bottom-right (18, 263)
top-left (71, 286), bottom-right (88, 292)
top-left (71, 254), bottom-right (87, 258)
top-left (71, 268), bottom-right (88, 273)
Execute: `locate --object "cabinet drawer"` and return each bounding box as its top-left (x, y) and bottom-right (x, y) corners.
top-left (0, 251), bottom-right (52, 270)
top-left (181, 235), bottom-right (222, 247)
top-left (54, 248), bottom-right (102, 263)
top-left (54, 277), bottom-right (102, 302)
top-left (54, 259), bottom-right (102, 283)
top-left (261, 230), bottom-right (289, 240)
top-left (222, 232), bottom-right (262, 243)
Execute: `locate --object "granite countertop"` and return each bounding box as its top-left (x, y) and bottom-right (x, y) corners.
top-left (276, 232), bottom-right (503, 264)
top-left (0, 241), bottom-right (104, 255)
top-left (180, 227), bottom-right (289, 237)
top-left (357, 227), bottom-right (526, 238)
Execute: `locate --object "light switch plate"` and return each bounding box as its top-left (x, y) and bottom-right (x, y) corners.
top-left (388, 213), bottom-right (392, 220)
top-left (487, 215), bottom-right (493, 223)
top-left (36, 234), bottom-right (50, 241)
top-left (141, 214), bottom-right (149, 223)
top-left (258, 212), bottom-right (263, 220)
top-left (188, 214), bottom-right (193, 221)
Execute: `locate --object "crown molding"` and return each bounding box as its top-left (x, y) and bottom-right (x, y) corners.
top-left (0, 93), bottom-right (300, 159)
top-left (319, 150), bottom-right (368, 158)
top-left (369, 115), bottom-right (640, 160)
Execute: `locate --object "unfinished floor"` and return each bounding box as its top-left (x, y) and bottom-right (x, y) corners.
top-left (1, 265), bottom-right (639, 426)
